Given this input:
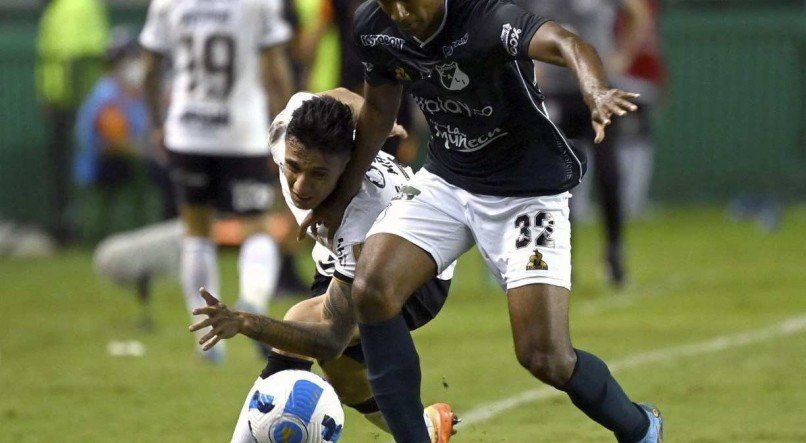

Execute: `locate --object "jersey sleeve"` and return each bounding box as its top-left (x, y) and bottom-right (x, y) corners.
top-left (258, 0), bottom-right (293, 48)
top-left (351, 4), bottom-right (399, 87)
top-left (476, 1), bottom-right (550, 62)
top-left (139, 0), bottom-right (171, 54)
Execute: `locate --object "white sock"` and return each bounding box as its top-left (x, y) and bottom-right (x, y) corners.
top-left (237, 233), bottom-right (280, 314)
top-left (181, 236), bottom-right (223, 356)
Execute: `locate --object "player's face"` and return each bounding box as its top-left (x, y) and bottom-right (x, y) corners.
top-left (376, 0), bottom-right (445, 40)
top-left (283, 136), bottom-right (349, 210)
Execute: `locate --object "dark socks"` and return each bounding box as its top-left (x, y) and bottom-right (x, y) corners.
top-left (260, 350), bottom-right (313, 379)
top-left (359, 315), bottom-right (429, 443)
top-left (563, 349), bottom-right (649, 442)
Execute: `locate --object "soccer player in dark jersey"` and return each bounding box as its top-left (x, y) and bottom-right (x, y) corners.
top-left (298, 0), bottom-right (664, 441)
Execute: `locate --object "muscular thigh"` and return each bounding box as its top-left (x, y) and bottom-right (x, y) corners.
top-left (365, 168), bottom-right (474, 276)
top-left (469, 192), bottom-right (572, 291)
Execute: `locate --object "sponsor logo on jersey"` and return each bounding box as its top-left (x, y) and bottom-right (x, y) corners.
top-left (442, 32), bottom-right (469, 57)
top-left (365, 166), bottom-right (386, 188)
top-left (360, 34), bottom-right (405, 50)
top-left (411, 94), bottom-right (493, 117)
top-left (434, 62), bottom-right (470, 91)
top-left (434, 123), bottom-right (509, 153)
top-left (392, 185), bottom-right (421, 201)
top-left (500, 23), bottom-right (523, 57)
top-left (526, 249), bottom-right (548, 271)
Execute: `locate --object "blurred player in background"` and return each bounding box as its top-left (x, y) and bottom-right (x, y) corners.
top-left (514, 0), bottom-right (650, 286)
top-left (189, 90), bottom-right (458, 442)
top-left (614, 0), bottom-right (664, 219)
top-left (302, 0), bottom-right (662, 441)
top-left (140, 0), bottom-right (295, 362)
top-left (36, 0), bottom-right (110, 244)
top-left (74, 28), bottom-right (171, 242)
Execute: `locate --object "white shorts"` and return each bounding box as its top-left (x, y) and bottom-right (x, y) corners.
top-left (367, 168), bottom-right (572, 291)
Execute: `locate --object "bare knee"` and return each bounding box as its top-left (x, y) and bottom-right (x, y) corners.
top-left (352, 274), bottom-right (403, 324)
top-left (517, 349), bottom-right (576, 388)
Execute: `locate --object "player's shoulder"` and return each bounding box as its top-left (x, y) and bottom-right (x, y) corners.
top-left (353, 0), bottom-right (389, 35)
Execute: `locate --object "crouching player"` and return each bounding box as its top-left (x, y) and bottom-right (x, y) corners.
top-left (189, 90), bottom-right (459, 442)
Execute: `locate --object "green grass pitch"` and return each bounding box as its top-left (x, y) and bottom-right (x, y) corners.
top-left (1, 206), bottom-right (805, 442)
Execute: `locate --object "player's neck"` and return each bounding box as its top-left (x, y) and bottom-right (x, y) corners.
top-left (412, 2), bottom-right (446, 44)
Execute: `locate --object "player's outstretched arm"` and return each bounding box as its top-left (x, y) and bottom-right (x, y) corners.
top-left (528, 22), bottom-right (639, 144)
top-left (189, 283), bottom-right (357, 361)
top-left (298, 82), bottom-right (403, 241)
top-left (143, 50), bottom-right (167, 159)
top-left (321, 87), bottom-right (408, 139)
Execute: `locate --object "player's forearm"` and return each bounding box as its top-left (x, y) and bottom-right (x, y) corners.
top-left (559, 36), bottom-right (611, 106)
top-left (236, 311), bottom-right (346, 361)
top-left (531, 24), bottom-right (610, 105)
top-left (321, 87), bottom-right (365, 119)
top-left (262, 46), bottom-right (294, 118)
top-left (337, 85), bottom-right (402, 200)
top-left (143, 59), bottom-right (164, 128)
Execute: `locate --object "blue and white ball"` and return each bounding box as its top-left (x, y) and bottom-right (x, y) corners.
top-left (248, 370), bottom-right (344, 443)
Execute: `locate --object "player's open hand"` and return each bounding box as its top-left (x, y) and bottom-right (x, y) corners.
top-left (586, 89), bottom-right (640, 144)
top-left (188, 288), bottom-right (243, 351)
top-left (388, 122), bottom-right (408, 139)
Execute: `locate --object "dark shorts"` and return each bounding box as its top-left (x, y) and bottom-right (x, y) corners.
top-left (167, 150), bottom-right (274, 215)
top-left (310, 271), bottom-right (452, 364)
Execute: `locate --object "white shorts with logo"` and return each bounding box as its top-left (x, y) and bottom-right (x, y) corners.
top-left (367, 168), bottom-right (572, 291)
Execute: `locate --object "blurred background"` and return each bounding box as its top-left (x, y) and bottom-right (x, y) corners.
top-left (0, 0), bottom-right (802, 245)
top-left (0, 0), bottom-right (804, 441)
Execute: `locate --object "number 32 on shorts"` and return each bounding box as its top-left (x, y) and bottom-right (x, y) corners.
top-left (514, 212), bottom-right (555, 249)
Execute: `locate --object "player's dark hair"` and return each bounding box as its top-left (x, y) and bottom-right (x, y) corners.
top-left (287, 96), bottom-right (354, 157)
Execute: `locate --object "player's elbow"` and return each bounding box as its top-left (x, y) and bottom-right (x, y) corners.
top-left (311, 336), bottom-right (347, 362)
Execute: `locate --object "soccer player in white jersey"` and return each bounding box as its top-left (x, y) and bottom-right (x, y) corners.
top-left (140, 0), bottom-right (295, 361)
top-left (189, 90), bottom-right (459, 442)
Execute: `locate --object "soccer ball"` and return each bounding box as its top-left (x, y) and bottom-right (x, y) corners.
top-left (248, 370), bottom-right (344, 443)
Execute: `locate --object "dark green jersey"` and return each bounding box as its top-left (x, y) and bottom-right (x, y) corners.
top-left (353, 0), bottom-right (587, 196)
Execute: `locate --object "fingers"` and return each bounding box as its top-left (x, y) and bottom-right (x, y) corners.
top-left (199, 287), bottom-right (219, 306)
top-left (189, 317), bottom-right (213, 332)
top-left (298, 213), bottom-right (314, 241)
top-left (198, 328), bottom-right (219, 346)
top-left (192, 305), bottom-right (222, 316)
top-left (613, 96), bottom-right (638, 112)
top-left (594, 122), bottom-right (606, 144)
top-left (389, 124), bottom-right (408, 139)
top-left (202, 335), bottom-right (221, 351)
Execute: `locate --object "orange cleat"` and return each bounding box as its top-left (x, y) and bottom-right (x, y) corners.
top-left (425, 403), bottom-right (461, 443)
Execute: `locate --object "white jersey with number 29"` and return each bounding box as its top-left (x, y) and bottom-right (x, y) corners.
top-left (140, 0), bottom-right (291, 155)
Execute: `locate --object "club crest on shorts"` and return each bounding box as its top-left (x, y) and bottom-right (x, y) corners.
top-left (526, 249), bottom-right (548, 271)
top-left (435, 62), bottom-right (470, 91)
